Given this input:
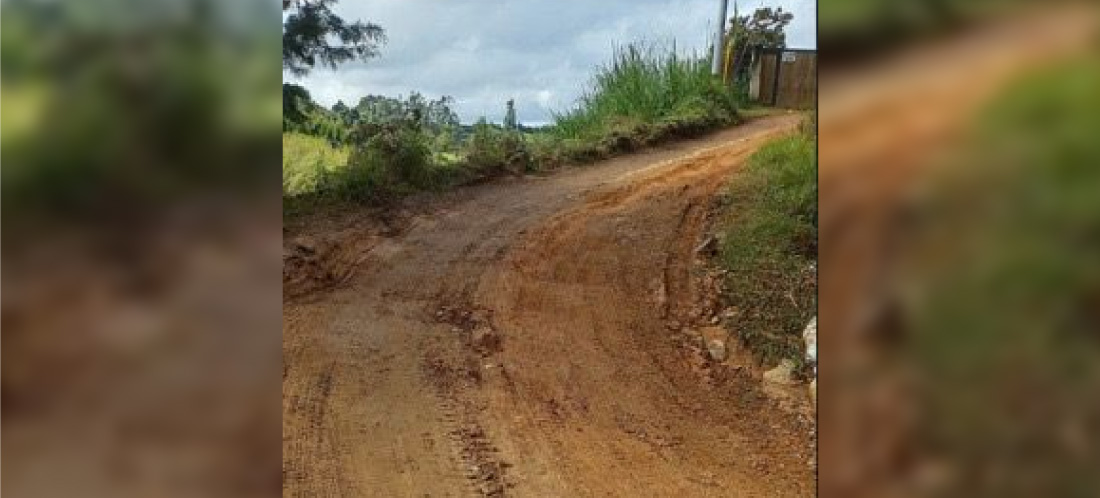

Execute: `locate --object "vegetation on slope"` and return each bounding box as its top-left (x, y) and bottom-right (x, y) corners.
top-left (716, 118), bottom-right (817, 366)
top-left (553, 43), bottom-right (739, 143)
top-left (283, 42), bottom-right (744, 213)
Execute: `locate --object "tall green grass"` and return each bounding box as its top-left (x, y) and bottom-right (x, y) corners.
top-left (282, 132), bottom-right (349, 197)
top-left (283, 42), bottom-right (747, 210)
top-left (553, 43), bottom-right (737, 141)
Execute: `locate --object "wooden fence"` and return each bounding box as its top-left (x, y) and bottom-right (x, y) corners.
top-left (752, 48), bottom-right (816, 109)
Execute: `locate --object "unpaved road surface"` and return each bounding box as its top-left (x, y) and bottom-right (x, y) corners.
top-left (283, 113), bottom-right (815, 497)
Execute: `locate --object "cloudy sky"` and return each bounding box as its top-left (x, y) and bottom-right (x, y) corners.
top-left (287, 0), bottom-right (816, 125)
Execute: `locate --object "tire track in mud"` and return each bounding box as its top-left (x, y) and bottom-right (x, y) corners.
top-left (471, 118), bottom-right (812, 497)
top-left (426, 303), bottom-right (513, 497)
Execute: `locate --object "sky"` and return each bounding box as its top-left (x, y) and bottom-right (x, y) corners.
top-left (286, 0), bottom-right (817, 125)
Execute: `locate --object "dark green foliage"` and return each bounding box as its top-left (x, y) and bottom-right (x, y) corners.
top-left (331, 100), bottom-right (358, 125)
top-left (726, 7), bottom-right (794, 80)
top-left (464, 118), bottom-right (531, 175)
top-left (729, 7), bottom-right (794, 49)
top-left (282, 86), bottom-right (349, 144)
top-left (316, 119), bottom-right (434, 202)
top-left (283, 83), bottom-right (314, 127)
top-left (357, 92), bottom-right (460, 133)
top-left (282, 0), bottom-right (385, 76)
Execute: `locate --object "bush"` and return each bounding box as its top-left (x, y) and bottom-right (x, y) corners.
top-left (330, 121), bottom-right (434, 201)
top-left (463, 119), bottom-right (532, 176)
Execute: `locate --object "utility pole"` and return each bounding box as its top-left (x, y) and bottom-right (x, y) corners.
top-left (711, 0), bottom-right (729, 75)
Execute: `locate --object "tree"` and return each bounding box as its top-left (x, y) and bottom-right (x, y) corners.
top-left (727, 7), bottom-right (794, 80)
top-left (426, 96), bottom-right (460, 131)
top-left (503, 99), bottom-right (518, 131)
top-left (730, 7), bottom-right (793, 49)
top-left (283, 83), bottom-right (315, 129)
top-left (283, 0), bottom-right (386, 76)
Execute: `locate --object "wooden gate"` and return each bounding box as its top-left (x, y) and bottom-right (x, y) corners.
top-left (755, 48), bottom-right (816, 109)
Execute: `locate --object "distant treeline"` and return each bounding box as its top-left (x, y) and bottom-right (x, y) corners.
top-left (283, 84), bottom-right (547, 147)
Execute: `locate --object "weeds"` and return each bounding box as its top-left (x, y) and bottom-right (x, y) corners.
top-left (718, 128), bottom-right (817, 366)
top-left (283, 132), bottom-right (349, 197)
top-left (553, 43), bottom-right (738, 142)
top-left (464, 119), bottom-right (532, 176)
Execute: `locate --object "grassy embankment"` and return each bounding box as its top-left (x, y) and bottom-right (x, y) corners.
top-left (283, 43), bottom-right (742, 211)
top-left (715, 117), bottom-right (817, 366)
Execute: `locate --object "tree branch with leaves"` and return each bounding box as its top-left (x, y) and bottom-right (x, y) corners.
top-left (282, 0), bottom-right (386, 76)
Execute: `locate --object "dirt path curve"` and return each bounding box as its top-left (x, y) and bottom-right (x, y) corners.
top-left (283, 113), bottom-right (814, 497)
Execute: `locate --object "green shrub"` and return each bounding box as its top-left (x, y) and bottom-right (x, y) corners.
top-left (463, 119), bottom-right (532, 175)
top-left (332, 121), bottom-right (434, 201)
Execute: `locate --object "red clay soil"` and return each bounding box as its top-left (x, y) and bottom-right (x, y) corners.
top-left (283, 113), bottom-right (816, 497)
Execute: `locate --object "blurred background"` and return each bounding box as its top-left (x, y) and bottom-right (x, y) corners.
top-left (818, 0), bottom-right (1100, 496)
top-left (2, 0), bottom-right (282, 496)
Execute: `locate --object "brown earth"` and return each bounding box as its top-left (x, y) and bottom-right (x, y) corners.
top-left (282, 113), bottom-right (816, 497)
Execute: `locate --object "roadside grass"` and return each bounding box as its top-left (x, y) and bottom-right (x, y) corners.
top-left (283, 42), bottom-right (748, 214)
top-left (283, 132), bottom-right (349, 197)
top-left (717, 128), bottom-right (817, 367)
top-left (552, 43), bottom-right (739, 152)
top-left (284, 124), bottom-right (472, 216)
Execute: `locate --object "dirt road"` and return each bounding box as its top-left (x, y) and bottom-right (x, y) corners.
top-left (283, 113), bottom-right (815, 497)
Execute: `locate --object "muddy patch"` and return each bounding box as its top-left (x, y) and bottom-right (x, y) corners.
top-left (434, 304), bottom-right (505, 358)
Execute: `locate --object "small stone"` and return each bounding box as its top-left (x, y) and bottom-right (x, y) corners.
top-left (706, 339), bottom-right (727, 361)
top-left (699, 326), bottom-right (729, 361)
top-left (763, 359), bottom-right (799, 386)
top-left (802, 317), bottom-right (817, 372)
